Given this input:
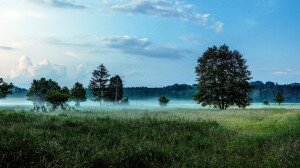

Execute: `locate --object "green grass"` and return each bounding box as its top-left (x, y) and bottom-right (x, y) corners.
top-left (0, 108), bottom-right (299, 167)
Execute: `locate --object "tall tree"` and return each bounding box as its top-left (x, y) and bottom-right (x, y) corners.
top-left (70, 82), bottom-right (87, 107)
top-left (89, 64), bottom-right (110, 105)
top-left (274, 92), bottom-right (285, 105)
top-left (194, 44), bottom-right (252, 110)
top-left (27, 78), bottom-right (60, 106)
top-left (107, 75), bottom-right (124, 102)
top-left (0, 78), bottom-right (14, 99)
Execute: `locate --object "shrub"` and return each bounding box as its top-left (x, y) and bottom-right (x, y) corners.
top-left (159, 96), bottom-right (170, 106)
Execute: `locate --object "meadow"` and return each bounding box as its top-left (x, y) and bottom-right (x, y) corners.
top-left (0, 107), bottom-right (299, 168)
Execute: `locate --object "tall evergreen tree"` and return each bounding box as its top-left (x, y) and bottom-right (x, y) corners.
top-left (0, 78), bottom-right (14, 99)
top-left (107, 75), bottom-right (124, 102)
top-left (194, 44), bottom-right (252, 110)
top-left (273, 92), bottom-right (285, 105)
top-left (70, 82), bottom-right (87, 107)
top-left (89, 64), bottom-right (110, 105)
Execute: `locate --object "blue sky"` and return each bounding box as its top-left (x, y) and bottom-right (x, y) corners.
top-left (0, 0), bottom-right (299, 88)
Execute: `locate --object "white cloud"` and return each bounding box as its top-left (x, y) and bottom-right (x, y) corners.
top-left (272, 69), bottom-right (299, 75)
top-left (0, 10), bottom-right (46, 21)
top-left (97, 35), bottom-right (190, 59)
top-left (10, 56), bottom-right (68, 86)
top-left (65, 51), bottom-right (80, 59)
top-left (102, 0), bottom-right (213, 25)
top-left (211, 21), bottom-right (224, 33)
top-left (26, 0), bottom-right (87, 9)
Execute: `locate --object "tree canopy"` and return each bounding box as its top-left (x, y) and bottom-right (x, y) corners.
top-left (194, 44), bottom-right (252, 110)
top-left (89, 64), bottom-right (110, 104)
top-left (0, 78), bottom-right (14, 99)
top-left (70, 82), bottom-right (87, 107)
top-left (45, 89), bottom-right (69, 110)
top-left (107, 75), bottom-right (124, 102)
top-left (273, 92), bottom-right (285, 105)
top-left (27, 78), bottom-right (60, 106)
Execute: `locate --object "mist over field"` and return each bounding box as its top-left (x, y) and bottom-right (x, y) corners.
top-left (1, 0), bottom-right (300, 167)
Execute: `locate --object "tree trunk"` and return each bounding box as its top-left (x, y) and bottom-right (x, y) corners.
top-left (75, 101), bottom-right (80, 107)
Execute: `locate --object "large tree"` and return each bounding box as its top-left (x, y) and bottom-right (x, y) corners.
top-left (194, 44), bottom-right (252, 110)
top-left (0, 78), bottom-right (14, 99)
top-left (70, 82), bottom-right (87, 107)
top-left (107, 75), bottom-right (124, 102)
top-left (45, 89), bottom-right (69, 111)
top-left (89, 64), bottom-right (110, 105)
top-left (27, 78), bottom-right (60, 106)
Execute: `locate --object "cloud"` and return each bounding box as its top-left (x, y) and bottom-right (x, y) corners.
top-left (10, 56), bottom-right (68, 86)
top-left (26, 0), bottom-right (87, 9)
top-left (180, 36), bottom-right (202, 45)
top-left (98, 35), bottom-right (190, 59)
top-left (272, 69), bottom-right (300, 75)
top-left (46, 38), bottom-right (92, 48)
top-left (0, 10), bottom-right (46, 21)
top-left (211, 21), bottom-right (223, 33)
top-left (102, 0), bottom-right (212, 25)
top-left (64, 51), bottom-right (80, 59)
top-left (0, 46), bottom-right (15, 51)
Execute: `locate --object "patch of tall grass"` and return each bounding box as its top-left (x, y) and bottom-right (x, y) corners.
top-left (0, 109), bottom-right (299, 167)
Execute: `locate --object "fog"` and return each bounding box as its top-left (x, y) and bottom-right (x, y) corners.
top-left (1, 98), bottom-right (300, 110)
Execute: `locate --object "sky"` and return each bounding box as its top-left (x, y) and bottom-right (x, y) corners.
top-left (0, 0), bottom-right (299, 88)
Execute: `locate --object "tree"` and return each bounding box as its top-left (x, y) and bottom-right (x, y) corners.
top-left (70, 82), bottom-right (87, 107)
top-left (89, 64), bottom-right (110, 105)
top-left (27, 78), bottom-right (60, 106)
top-left (159, 96), bottom-right (170, 107)
top-left (274, 92), bottom-right (284, 105)
top-left (0, 78), bottom-right (14, 99)
top-left (194, 44), bottom-right (252, 110)
top-left (263, 100), bottom-right (269, 106)
top-left (107, 75), bottom-right (124, 102)
top-left (45, 89), bottom-right (69, 111)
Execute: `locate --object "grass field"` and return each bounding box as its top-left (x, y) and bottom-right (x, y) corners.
top-left (0, 108), bottom-right (299, 167)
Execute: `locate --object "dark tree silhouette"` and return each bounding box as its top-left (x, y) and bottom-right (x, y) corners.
top-left (45, 89), bottom-right (69, 111)
top-left (194, 44), bottom-right (252, 110)
top-left (0, 78), bottom-right (14, 99)
top-left (107, 75), bottom-right (124, 102)
top-left (159, 96), bottom-right (170, 107)
top-left (70, 82), bottom-right (87, 107)
top-left (27, 78), bottom-right (60, 107)
top-left (89, 64), bottom-right (110, 105)
top-left (273, 92), bottom-right (285, 105)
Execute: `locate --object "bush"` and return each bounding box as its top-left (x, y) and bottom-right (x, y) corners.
top-left (159, 96), bottom-right (169, 106)
top-left (263, 100), bottom-right (269, 106)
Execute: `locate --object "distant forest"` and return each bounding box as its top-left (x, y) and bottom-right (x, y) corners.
top-left (8, 81), bottom-right (300, 103)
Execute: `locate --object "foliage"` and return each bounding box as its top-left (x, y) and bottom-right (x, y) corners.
top-left (106, 75), bottom-right (124, 102)
top-left (124, 84), bottom-right (196, 100)
top-left (250, 81), bottom-right (300, 103)
top-left (70, 82), bottom-right (87, 107)
top-left (159, 96), bottom-right (169, 106)
top-left (194, 44), bottom-right (252, 110)
top-left (27, 78), bottom-right (60, 106)
top-left (0, 78), bottom-right (14, 99)
top-left (0, 109), bottom-right (299, 167)
top-left (89, 64), bottom-right (110, 104)
top-left (263, 100), bottom-right (269, 106)
top-left (273, 92), bottom-right (285, 105)
top-left (45, 89), bottom-right (69, 110)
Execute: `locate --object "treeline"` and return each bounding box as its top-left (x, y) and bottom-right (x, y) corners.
top-left (123, 84), bottom-right (196, 100)
top-left (250, 81), bottom-right (300, 103)
top-left (8, 81), bottom-right (300, 103)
